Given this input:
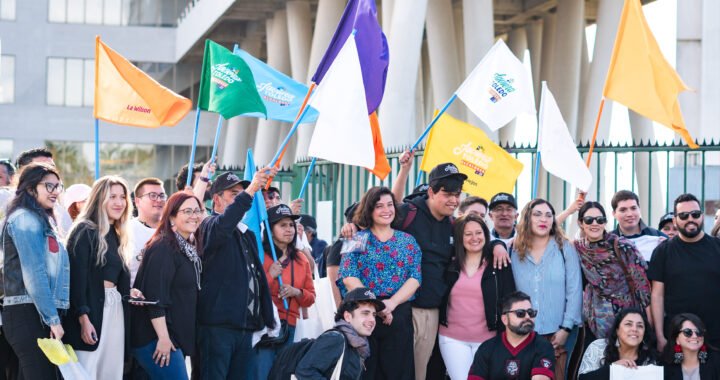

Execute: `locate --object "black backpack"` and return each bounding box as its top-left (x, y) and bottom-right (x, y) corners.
top-left (267, 329), bottom-right (342, 380)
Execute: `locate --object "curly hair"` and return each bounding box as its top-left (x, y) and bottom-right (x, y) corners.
top-left (513, 198), bottom-right (567, 259)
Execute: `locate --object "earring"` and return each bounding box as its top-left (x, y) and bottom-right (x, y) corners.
top-left (673, 344), bottom-right (684, 364)
top-left (615, 339), bottom-right (620, 348)
top-left (171, 222), bottom-right (175, 227)
top-left (699, 344), bottom-right (708, 364)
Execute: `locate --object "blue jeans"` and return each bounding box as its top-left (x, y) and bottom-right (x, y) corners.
top-left (133, 340), bottom-right (187, 380)
top-left (564, 326), bottom-right (580, 374)
top-left (198, 326), bottom-right (256, 380)
top-left (255, 325), bottom-right (296, 380)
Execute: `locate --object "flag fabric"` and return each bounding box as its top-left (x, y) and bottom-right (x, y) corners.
top-left (420, 112), bottom-right (523, 200)
top-left (368, 112), bottom-right (391, 180)
top-left (456, 39), bottom-right (536, 131)
top-left (233, 46), bottom-right (319, 123)
top-left (94, 36), bottom-right (191, 128)
top-left (538, 82), bottom-right (592, 192)
top-left (198, 40), bottom-right (267, 120)
top-left (241, 149), bottom-right (268, 263)
top-left (311, 0), bottom-right (388, 114)
top-left (308, 34), bottom-right (375, 169)
top-left (603, 0), bottom-right (697, 148)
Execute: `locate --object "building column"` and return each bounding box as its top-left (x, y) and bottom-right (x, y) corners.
top-left (285, 1), bottom-right (313, 164)
top-left (462, 0), bottom-right (495, 138)
top-left (701, 0), bottom-right (720, 142)
top-left (295, 0), bottom-right (345, 160)
top-left (381, 0), bottom-right (395, 37)
top-left (536, 13), bottom-right (556, 200)
top-left (425, 0), bottom-right (462, 118)
top-left (254, 12), bottom-right (292, 165)
top-left (629, 111), bottom-right (663, 222)
top-left (676, 0), bottom-right (701, 143)
top-left (526, 19), bottom-right (543, 107)
top-left (378, 0), bottom-right (429, 148)
top-left (500, 26), bottom-right (528, 145)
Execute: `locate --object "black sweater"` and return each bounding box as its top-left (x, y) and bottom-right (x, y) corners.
top-left (131, 237), bottom-right (198, 355)
top-left (295, 330), bottom-right (364, 380)
top-left (64, 224), bottom-right (130, 353)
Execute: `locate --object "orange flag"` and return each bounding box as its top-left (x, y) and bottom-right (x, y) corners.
top-left (603, 0), bottom-right (697, 148)
top-left (368, 112), bottom-right (391, 180)
top-left (94, 36), bottom-right (191, 128)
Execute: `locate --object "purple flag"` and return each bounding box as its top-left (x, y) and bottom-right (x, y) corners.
top-left (310, 0), bottom-right (389, 114)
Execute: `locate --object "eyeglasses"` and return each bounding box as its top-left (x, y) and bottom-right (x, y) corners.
top-left (677, 210), bottom-right (703, 221)
top-left (582, 216), bottom-right (607, 225)
top-left (503, 308), bottom-right (538, 318)
top-left (138, 192), bottom-right (167, 201)
top-left (39, 182), bottom-right (64, 194)
top-left (680, 328), bottom-right (704, 338)
top-left (178, 208), bottom-right (203, 217)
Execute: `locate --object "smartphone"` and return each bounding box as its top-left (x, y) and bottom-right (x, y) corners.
top-left (129, 298), bottom-right (158, 305)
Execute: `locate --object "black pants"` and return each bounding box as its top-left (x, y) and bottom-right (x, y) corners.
top-left (1, 304), bottom-right (59, 380)
top-left (0, 326), bottom-right (19, 380)
top-left (364, 301), bottom-right (414, 380)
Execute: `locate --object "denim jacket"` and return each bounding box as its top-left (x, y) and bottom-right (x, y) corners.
top-left (2, 208), bottom-right (70, 326)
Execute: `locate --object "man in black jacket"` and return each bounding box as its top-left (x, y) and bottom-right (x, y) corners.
top-left (295, 287), bottom-right (385, 379)
top-left (197, 168), bottom-right (277, 380)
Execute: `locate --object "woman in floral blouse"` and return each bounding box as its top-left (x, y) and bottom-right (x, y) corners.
top-left (339, 186), bottom-right (422, 380)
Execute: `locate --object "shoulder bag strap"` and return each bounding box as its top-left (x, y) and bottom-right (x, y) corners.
top-left (329, 333), bottom-right (346, 380)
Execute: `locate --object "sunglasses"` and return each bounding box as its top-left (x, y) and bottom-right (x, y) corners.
top-left (503, 308), bottom-right (538, 318)
top-left (677, 211), bottom-right (703, 221)
top-left (680, 328), bottom-right (704, 338)
top-left (582, 216), bottom-right (607, 225)
top-left (39, 182), bottom-right (64, 194)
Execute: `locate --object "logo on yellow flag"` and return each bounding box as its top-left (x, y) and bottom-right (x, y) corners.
top-left (420, 113), bottom-right (523, 200)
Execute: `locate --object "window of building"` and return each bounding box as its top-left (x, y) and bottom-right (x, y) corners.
top-left (47, 57), bottom-right (94, 107)
top-left (0, 0), bottom-right (16, 21)
top-left (49, 0), bottom-right (132, 26)
top-left (0, 55), bottom-right (14, 104)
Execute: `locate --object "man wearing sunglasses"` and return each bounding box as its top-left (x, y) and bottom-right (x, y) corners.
top-left (649, 193), bottom-right (720, 352)
top-left (469, 291), bottom-right (555, 380)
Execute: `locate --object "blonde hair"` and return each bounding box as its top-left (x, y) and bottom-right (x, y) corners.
top-left (68, 175), bottom-right (132, 266)
top-left (513, 198), bottom-right (567, 260)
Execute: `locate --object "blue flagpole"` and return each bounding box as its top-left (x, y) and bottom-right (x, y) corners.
top-left (269, 104), bottom-right (311, 167)
top-left (411, 94), bottom-right (458, 151)
top-left (297, 157), bottom-right (317, 199)
top-left (210, 115), bottom-right (223, 164)
top-left (186, 105), bottom-right (202, 188)
top-left (94, 119), bottom-right (100, 180)
top-left (264, 218), bottom-right (289, 310)
top-left (532, 151), bottom-right (541, 199)
top-left (415, 171), bottom-right (423, 187)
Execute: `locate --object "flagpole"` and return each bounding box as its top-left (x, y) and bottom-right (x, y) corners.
top-left (210, 115), bottom-right (224, 164)
top-left (94, 119), bottom-right (100, 180)
top-left (268, 83), bottom-right (316, 168)
top-left (297, 157), bottom-right (317, 199)
top-left (411, 94), bottom-right (458, 150)
top-left (585, 98), bottom-right (606, 168)
top-left (263, 218), bottom-right (289, 310)
top-left (186, 105), bottom-right (202, 188)
top-left (532, 151), bottom-right (541, 199)
top-left (415, 171), bottom-right (423, 187)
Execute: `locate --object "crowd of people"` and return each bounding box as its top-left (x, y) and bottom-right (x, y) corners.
top-left (1, 147), bottom-right (720, 380)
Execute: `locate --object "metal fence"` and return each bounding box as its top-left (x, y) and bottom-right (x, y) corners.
top-left (222, 141), bottom-right (720, 238)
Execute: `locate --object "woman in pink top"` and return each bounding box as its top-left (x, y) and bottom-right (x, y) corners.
top-left (439, 213), bottom-right (516, 379)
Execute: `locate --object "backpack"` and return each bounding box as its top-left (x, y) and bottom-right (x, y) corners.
top-left (267, 329), bottom-right (344, 380)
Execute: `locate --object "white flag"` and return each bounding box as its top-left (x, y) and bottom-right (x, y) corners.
top-left (456, 39), bottom-right (536, 131)
top-left (307, 35), bottom-right (375, 169)
top-left (538, 82), bottom-right (592, 192)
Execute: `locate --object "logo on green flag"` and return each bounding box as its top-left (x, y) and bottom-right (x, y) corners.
top-left (199, 40), bottom-right (267, 119)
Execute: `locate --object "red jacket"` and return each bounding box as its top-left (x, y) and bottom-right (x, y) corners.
top-left (263, 250), bottom-right (316, 326)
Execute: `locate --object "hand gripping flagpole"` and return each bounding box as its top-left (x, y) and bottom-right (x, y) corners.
top-left (411, 94), bottom-right (458, 150)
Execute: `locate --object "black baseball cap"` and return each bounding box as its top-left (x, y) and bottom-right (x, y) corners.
top-left (210, 172), bottom-right (250, 195)
top-left (489, 192), bottom-right (517, 210)
top-left (428, 163), bottom-right (468, 183)
top-left (267, 204), bottom-right (300, 225)
top-left (342, 287), bottom-right (385, 312)
top-left (299, 214), bottom-right (317, 230)
top-left (403, 184), bottom-right (430, 203)
top-left (658, 212), bottom-right (674, 229)
top-left (344, 202), bottom-right (359, 223)
top-left (263, 186), bottom-right (281, 195)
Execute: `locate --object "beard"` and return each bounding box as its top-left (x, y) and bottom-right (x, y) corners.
top-left (679, 220), bottom-right (704, 239)
top-left (508, 320), bottom-right (535, 336)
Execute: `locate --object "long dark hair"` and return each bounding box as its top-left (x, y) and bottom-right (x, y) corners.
top-left (453, 214), bottom-right (494, 272)
top-left (263, 215), bottom-right (299, 262)
top-left (145, 192), bottom-right (204, 257)
top-left (353, 186), bottom-right (399, 229)
top-left (6, 163), bottom-right (61, 227)
top-left (603, 308), bottom-right (658, 365)
top-left (662, 313), bottom-right (713, 364)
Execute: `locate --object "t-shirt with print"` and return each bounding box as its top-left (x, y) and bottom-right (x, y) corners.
top-left (468, 331), bottom-right (555, 380)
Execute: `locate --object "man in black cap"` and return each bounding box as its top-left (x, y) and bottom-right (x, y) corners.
top-left (197, 168), bottom-right (278, 380)
top-left (488, 192), bottom-right (519, 247)
top-left (657, 212), bottom-right (677, 239)
top-left (294, 287), bottom-right (385, 379)
top-left (299, 214), bottom-right (328, 263)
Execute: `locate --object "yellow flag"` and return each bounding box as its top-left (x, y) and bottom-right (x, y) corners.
top-left (603, 0), bottom-right (697, 148)
top-left (420, 113), bottom-right (523, 200)
top-left (94, 36), bottom-right (191, 128)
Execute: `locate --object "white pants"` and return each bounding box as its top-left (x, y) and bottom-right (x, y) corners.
top-left (76, 287), bottom-right (124, 380)
top-left (438, 334), bottom-right (483, 380)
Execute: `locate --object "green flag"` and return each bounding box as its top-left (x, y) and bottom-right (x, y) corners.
top-left (198, 40), bottom-right (267, 119)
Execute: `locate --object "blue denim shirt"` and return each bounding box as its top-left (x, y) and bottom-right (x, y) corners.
top-left (3, 208), bottom-right (70, 325)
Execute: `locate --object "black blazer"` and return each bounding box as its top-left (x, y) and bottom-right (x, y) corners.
top-left (64, 224), bottom-right (131, 353)
top-left (439, 256), bottom-right (516, 332)
top-left (664, 350), bottom-right (720, 379)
